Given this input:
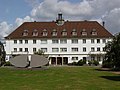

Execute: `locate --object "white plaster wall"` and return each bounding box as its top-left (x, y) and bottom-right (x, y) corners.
top-left (5, 38), bottom-right (112, 62)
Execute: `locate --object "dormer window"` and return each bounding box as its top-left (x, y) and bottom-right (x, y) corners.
top-left (52, 29), bottom-right (57, 36)
top-left (32, 29), bottom-right (38, 36)
top-left (81, 29), bottom-right (87, 36)
top-left (62, 29), bottom-right (67, 36)
top-left (91, 29), bottom-right (97, 35)
top-left (72, 29), bottom-right (77, 36)
top-left (23, 30), bottom-right (28, 36)
top-left (42, 29), bottom-right (48, 36)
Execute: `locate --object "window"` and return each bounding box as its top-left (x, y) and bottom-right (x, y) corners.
top-left (42, 29), bottom-right (47, 36)
top-left (91, 29), bottom-right (97, 35)
top-left (41, 48), bottom-right (47, 52)
top-left (83, 47), bottom-right (86, 52)
top-left (103, 47), bottom-right (106, 51)
top-left (72, 48), bottom-right (78, 52)
top-left (33, 48), bottom-right (36, 52)
top-left (52, 29), bottom-right (57, 36)
top-left (91, 39), bottom-right (94, 43)
top-left (52, 48), bottom-right (59, 52)
top-left (60, 39), bottom-right (67, 44)
top-left (83, 39), bottom-right (86, 43)
top-left (25, 48), bottom-right (28, 52)
top-left (41, 40), bottom-right (47, 44)
top-left (25, 40), bottom-right (28, 44)
top-left (62, 29), bottom-right (67, 36)
top-left (81, 29), bottom-right (87, 36)
top-left (32, 29), bottom-right (38, 36)
top-left (14, 40), bottom-right (17, 44)
top-left (60, 48), bottom-right (67, 52)
top-left (83, 57), bottom-right (86, 60)
top-left (14, 48), bottom-right (17, 52)
top-left (97, 56), bottom-right (101, 61)
top-left (72, 57), bottom-right (78, 60)
top-left (19, 40), bottom-right (23, 44)
top-left (91, 47), bottom-right (95, 52)
top-left (97, 39), bottom-right (100, 43)
top-left (72, 29), bottom-right (77, 36)
top-left (33, 40), bottom-right (36, 44)
top-left (52, 39), bottom-right (59, 44)
top-left (97, 47), bottom-right (100, 51)
top-left (72, 39), bottom-right (78, 44)
top-left (91, 56), bottom-right (95, 60)
top-left (19, 48), bottom-right (22, 52)
top-left (102, 39), bottom-right (106, 43)
top-left (23, 30), bottom-right (28, 36)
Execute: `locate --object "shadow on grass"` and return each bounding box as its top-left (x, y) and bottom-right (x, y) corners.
top-left (100, 76), bottom-right (120, 81)
top-left (94, 68), bottom-right (111, 71)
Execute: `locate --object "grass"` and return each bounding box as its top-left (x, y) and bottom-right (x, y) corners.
top-left (0, 66), bottom-right (120, 90)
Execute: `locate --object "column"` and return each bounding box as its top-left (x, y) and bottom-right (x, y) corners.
top-left (56, 57), bottom-right (57, 65)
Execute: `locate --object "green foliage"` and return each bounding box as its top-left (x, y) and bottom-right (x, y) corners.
top-left (68, 62), bottom-right (77, 66)
top-left (4, 61), bottom-right (13, 66)
top-left (77, 59), bottom-right (86, 66)
top-left (88, 60), bottom-right (92, 66)
top-left (103, 32), bottom-right (120, 69)
top-left (0, 41), bottom-right (6, 66)
top-left (93, 60), bottom-right (99, 66)
top-left (68, 60), bottom-right (86, 66)
top-left (88, 60), bottom-right (99, 66)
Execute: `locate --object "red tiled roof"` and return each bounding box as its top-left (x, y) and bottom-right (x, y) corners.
top-left (5, 21), bottom-right (113, 39)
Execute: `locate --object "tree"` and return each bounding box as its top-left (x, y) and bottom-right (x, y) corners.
top-left (103, 33), bottom-right (120, 70)
top-left (0, 41), bottom-right (6, 66)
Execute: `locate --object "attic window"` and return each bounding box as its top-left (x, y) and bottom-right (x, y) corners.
top-left (52, 29), bottom-right (57, 36)
top-left (72, 29), bottom-right (77, 36)
top-left (81, 29), bottom-right (87, 36)
top-left (91, 29), bottom-right (97, 35)
top-left (42, 29), bottom-right (48, 36)
top-left (62, 29), bottom-right (67, 36)
top-left (32, 29), bottom-right (38, 36)
top-left (23, 30), bottom-right (28, 36)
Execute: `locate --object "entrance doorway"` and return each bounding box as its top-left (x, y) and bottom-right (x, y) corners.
top-left (51, 57), bottom-right (56, 65)
top-left (63, 57), bottom-right (68, 65)
top-left (50, 57), bottom-right (68, 65)
top-left (57, 57), bottom-right (62, 65)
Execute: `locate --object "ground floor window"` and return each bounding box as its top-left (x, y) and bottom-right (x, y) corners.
top-left (83, 57), bottom-right (86, 60)
top-left (72, 57), bottom-right (78, 60)
top-left (97, 56), bottom-right (101, 61)
top-left (91, 56), bottom-right (95, 60)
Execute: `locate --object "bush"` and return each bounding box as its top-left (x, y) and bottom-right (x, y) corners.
top-left (77, 59), bottom-right (86, 66)
top-left (88, 60), bottom-right (92, 66)
top-left (4, 61), bottom-right (13, 66)
top-left (68, 62), bottom-right (77, 66)
top-left (93, 60), bottom-right (99, 66)
top-left (102, 61), bottom-right (113, 68)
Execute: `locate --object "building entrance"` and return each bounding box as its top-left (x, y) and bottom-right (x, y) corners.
top-left (50, 57), bottom-right (68, 65)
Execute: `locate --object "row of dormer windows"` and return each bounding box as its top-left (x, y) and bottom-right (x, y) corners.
top-left (22, 29), bottom-right (97, 37)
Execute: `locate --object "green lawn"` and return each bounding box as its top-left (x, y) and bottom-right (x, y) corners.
top-left (0, 66), bottom-right (120, 90)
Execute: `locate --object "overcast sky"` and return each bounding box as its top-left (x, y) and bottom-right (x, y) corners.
top-left (0, 0), bottom-right (120, 39)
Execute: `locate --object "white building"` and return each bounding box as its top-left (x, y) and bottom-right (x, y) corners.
top-left (5, 13), bottom-right (113, 65)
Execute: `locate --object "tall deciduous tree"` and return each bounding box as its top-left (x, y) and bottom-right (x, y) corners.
top-left (103, 33), bottom-right (120, 70)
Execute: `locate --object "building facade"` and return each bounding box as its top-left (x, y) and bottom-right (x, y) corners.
top-left (5, 13), bottom-right (113, 65)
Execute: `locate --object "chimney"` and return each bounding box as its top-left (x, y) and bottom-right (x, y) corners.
top-left (102, 21), bottom-right (105, 27)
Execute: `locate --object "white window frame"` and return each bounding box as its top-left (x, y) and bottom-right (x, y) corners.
top-left (52, 48), bottom-right (59, 52)
top-left (72, 39), bottom-right (78, 44)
